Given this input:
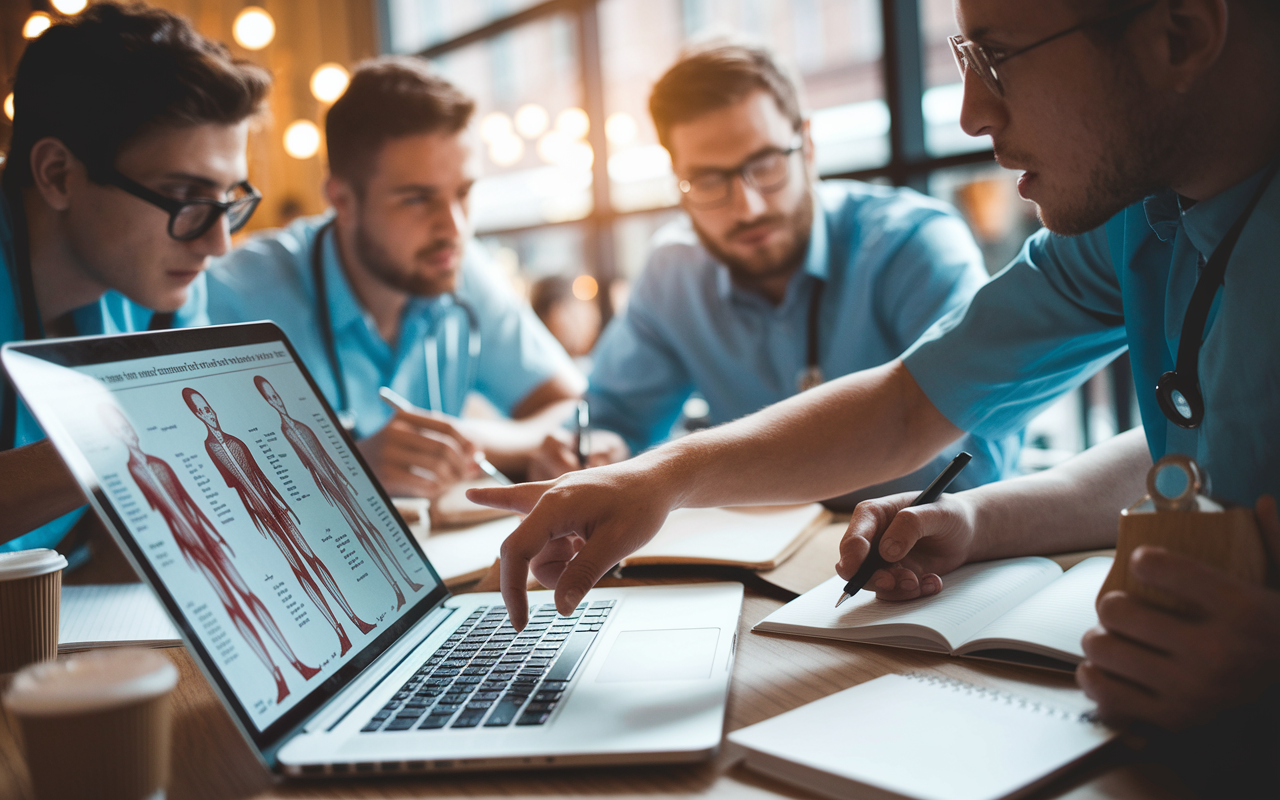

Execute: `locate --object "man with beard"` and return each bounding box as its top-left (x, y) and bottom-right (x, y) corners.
top-left (207, 58), bottom-right (582, 499)
top-left (528, 43), bottom-right (1019, 504)
top-left (475, 0), bottom-right (1280, 751)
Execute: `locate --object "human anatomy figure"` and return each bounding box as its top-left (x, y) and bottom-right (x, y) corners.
top-left (182, 388), bottom-right (375, 657)
top-left (254, 376), bottom-right (424, 610)
top-left (100, 404), bottom-right (318, 704)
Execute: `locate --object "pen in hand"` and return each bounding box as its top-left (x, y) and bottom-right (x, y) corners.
top-left (834, 451), bottom-right (972, 608)
top-left (377, 386), bottom-right (513, 486)
top-left (575, 399), bottom-right (591, 469)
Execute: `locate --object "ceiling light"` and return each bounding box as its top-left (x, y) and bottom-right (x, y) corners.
top-left (23, 12), bottom-right (52, 39)
top-left (605, 112), bottom-right (637, 145)
top-left (556, 107), bottom-right (589, 140)
top-left (515, 104), bottom-right (548, 139)
top-left (310, 64), bottom-right (349, 103)
top-left (284, 120), bottom-right (321, 159)
top-left (233, 7), bottom-right (275, 51)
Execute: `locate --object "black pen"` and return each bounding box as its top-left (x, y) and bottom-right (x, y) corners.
top-left (575, 399), bottom-right (591, 469)
top-left (835, 451), bottom-right (972, 608)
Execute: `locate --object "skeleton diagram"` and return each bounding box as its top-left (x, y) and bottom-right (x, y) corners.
top-left (182, 388), bottom-right (375, 658)
top-left (100, 405), bottom-right (319, 704)
top-left (254, 377), bottom-right (424, 610)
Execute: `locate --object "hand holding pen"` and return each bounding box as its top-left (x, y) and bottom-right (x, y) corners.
top-left (835, 452), bottom-right (972, 607)
top-left (378, 387), bottom-right (512, 486)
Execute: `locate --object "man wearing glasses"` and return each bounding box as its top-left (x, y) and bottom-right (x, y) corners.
top-left (0, 3), bottom-right (269, 552)
top-left (477, 0), bottom-right (1280, 750)
top-left (530, 43), bottom-right (1020, 505)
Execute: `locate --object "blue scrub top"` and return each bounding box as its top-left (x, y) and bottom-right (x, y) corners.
top-left (0, 194), bottom-right (210, 553)
top-left (904, 167), bottom-right (1280, 508)
top-left (586, 180), bottom-right (1022, 496)
top-left (205, 213), bottom-right (582, 440)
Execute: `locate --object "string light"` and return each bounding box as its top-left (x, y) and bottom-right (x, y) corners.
top-left (23, 12), bottom-right (52, 39)
top-left (514, 104), bottom-right (548, 139)
top-left (50, 0), bottom-right (88, 14)
top-left (283, 120), bottom-right (321, 159)
top-left (233, 7), bottom-right (275, 50)
top-left (3, 94), bottom-right (13, 122)
top-left (480, 112), bottom-right (513, 143)
top-left (488, 135), bottom-right (524, 167)
top-left (555, 107), bottom-right (589, 140)
top-left (605, 112), bottom-right (637, 145)
top-left (572, 275), bottom-right (598, 302)
top-left (310, 64), bottom-right (349, 103)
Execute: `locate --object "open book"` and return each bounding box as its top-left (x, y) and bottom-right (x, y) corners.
top-left (621, 504), bottom-right (831, 571)
top-left (755, 556), bottom-right (1112, 671)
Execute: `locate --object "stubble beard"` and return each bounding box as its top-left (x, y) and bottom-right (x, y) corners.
top-left (691, 189), bottom-right (815, 292)
top-left (354, 214), bottom-right (460, 298)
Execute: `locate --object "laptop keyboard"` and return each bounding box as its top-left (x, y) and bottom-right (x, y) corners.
top-left (361, 600), bottom-right (614, 733)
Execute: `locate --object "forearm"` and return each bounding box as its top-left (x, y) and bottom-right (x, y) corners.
top-left (466, 398), bottom-right (578, 475)
top-left (0, 440), bottom-right (86, 544)
top-left (647, 361), bottom-right (964, 509)
top-left (967, 427), bottom-right (1151, 561)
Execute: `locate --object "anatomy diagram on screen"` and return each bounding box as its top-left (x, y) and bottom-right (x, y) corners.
top-left (100, 405), bottom-right (320, 703)
top-left (254, 376), bottom-right (424, 610)
top-left (182, 388), bottom-right (376, 657)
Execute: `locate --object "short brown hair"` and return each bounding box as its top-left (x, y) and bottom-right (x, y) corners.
top-left (325, 56), bottom-right (476, 187)
top-left (3, 2), bottom-right (271, 191)
top-left (649, 41), bottom-right (804, 154)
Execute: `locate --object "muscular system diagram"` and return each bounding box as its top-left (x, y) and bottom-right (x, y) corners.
top-left (100, 405), bottom-right (319, 703)
top-left (183, 388), bottom-right (375, 657)
top-left (254, 376), bottom-right (424, 609)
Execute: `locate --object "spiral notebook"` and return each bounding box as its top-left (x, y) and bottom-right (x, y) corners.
top-left (729, 673), bottom-right (1116, 800)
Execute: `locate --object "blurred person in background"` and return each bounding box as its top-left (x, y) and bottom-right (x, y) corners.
top-left (529, 42), bottom-right (1020, 504)
top-left (529, 274), bottom-right (603, 370)
top-left (207, 58), bottom-right (583, 500)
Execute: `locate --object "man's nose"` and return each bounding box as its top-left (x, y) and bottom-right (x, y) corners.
top-left (728, 174), bottom-right (768, 217)
top-left (958, 68), bottom-right (1005, 140)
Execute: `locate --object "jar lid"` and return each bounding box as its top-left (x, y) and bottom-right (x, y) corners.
top-left (0, 549), bottom-right (67, 581)
top-left (4, 649), bottom-right (178, 716)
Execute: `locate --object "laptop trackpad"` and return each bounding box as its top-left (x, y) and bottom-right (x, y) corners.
top-left (595, 628), bottom-right (720, 682)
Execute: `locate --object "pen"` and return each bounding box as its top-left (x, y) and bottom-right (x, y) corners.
top-left (377, 386), bottom-right (512, 486)
top-left (834, 451), bottom-right (972, 608)
top-left (575, 399), bottom-right (591, 469)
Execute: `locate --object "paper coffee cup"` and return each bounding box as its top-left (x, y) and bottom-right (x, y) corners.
top-left (0, 549), bottom-right (68, 674)
top-left (4, 649), bottom-right (179, 800)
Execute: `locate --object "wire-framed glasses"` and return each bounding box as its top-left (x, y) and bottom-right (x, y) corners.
top-left (103, 170), bottom-right (262, 241)
top-left (949, 0), bottom-right (1159, 98)
top-left (677, 135), bottom-right (804, 209)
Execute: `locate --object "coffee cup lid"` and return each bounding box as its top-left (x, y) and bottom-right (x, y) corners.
top-left (0, 549), bottom-right (67, 581)
top-left (4, 649), bottom-right (178, 716)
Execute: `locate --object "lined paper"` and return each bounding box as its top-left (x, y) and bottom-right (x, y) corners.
top-left (59, 584), bottom-right (181, 652)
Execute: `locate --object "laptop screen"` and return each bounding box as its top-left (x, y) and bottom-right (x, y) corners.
top-left (3, 324), bottom-right (447, 748)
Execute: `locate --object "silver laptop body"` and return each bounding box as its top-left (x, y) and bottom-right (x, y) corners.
top-left (2, 322), bottom-right (742, 776)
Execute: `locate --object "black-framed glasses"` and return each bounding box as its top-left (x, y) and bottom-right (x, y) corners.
top-left (103, 170), bottom-right (261, 241)
top-left (677, 135), bottom-right (804, 209)
top-left (949, 0), bottom-right (1159, 98)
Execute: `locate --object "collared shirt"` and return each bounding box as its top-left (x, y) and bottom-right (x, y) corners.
top-left (205, 213), bottom-right (582, 440)
top-left (903, 167), bottom-right (1279, 507)
top-left (587, 180), bottom-right (1022, 496)
top-left (0, 194), bottom-right (209, 553)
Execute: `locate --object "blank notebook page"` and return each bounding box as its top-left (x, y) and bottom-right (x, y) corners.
top-left (730, 673), bottom-right (1114, 800)
top-left (59, 584), bottom-right (180, 650)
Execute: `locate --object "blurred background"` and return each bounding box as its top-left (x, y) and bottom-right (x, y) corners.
top-left (0, 0), bottom-right (1136, 468)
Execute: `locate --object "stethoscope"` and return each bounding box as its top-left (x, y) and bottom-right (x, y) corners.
top-left (310, 219), bottom-right (481, 428)
top-left (1155, 161), bottom-right (1278, 429)
top-left (796, 278), bottom-right (825, 393)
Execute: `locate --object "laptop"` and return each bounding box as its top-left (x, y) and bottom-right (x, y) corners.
top-left (2, 322), bottom-right (743, 776)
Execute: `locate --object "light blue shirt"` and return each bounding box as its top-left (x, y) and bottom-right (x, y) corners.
top-left (587, 180), bottom-right (1022, 497)
top-left (0, 195), bottom-right (209, 553)
top-left (904, 167), bottom-right (1280, 508)
top-left (206, 213), bottom-right (581, 440)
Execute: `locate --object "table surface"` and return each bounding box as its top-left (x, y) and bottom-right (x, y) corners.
top-left (1, 567), bottom-right (1195, 800)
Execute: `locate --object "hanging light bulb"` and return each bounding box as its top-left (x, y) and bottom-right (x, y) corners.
top-left (233, 7), bottom-right (275, 50)
top-left (605, 112), bottom-right (637, 145)
top-left (488, 135), bottom-right (524, 167)
top-left (283, 120), bottom-right (321, 159)
top-left (23, 12), bottom-right (53, 39)
top-left (3, 94), bottom-right (14, 122)
top-left (310, 64), bottom-right (350, 103)
top-left (480, 111), bottom-right (513, 144)
top-left (50, 0), bottom-right (88, 14)
top-left (555, 107), bottom-right (590, 140)
top-left (514, 104), bottom-right (549, 139)
top-left (572, 275), bottom-right (598, 301)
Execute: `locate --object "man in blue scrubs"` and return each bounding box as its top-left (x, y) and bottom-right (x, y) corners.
top-left (530, 44), bottom-right (1019, 503)
top-left (207, 58), bottom-right (582, 500)
top-left (0, 4), bottom-right (270, 553)
top-left (475, 0), bottom-right (1280, 732)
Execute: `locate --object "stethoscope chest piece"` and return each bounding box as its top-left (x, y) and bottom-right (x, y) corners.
top-left (1155, 369), bottom-right (1203, 429)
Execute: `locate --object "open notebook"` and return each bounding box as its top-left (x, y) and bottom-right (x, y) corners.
top-left (621, 504), bottom-right (831, 570)
top-left (729, 672), bottom-right (1115, 800)
top-left (755, 556), bottom-right (1111, 671)
top-left (59, 584), bottom-right (181, 652)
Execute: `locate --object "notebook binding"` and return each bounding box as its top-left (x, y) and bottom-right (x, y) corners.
top-left (903, 672), bottom-right (1099, 724)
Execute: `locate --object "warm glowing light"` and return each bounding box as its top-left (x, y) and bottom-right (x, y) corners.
top-left (283, 120), bottom-right (321, 159)
top-left (488, 134), bottom-right (524, 167)
top-left (514, 104), bottom-right (548, 139)
top-left (480, 112), bottom-right (512, 143)
top-left (538, 130), bottom-right (594, 170)
top-left (555, 107), bottom-right (589, 140)
top-left (606, 112), bottom-right (637, 145)
top-left (571, 275), bottom-right (598, 302)
top-left (233, 7), bottom-right (275, 50)
top-left (23, 12), bottom-right (52, 39)
top-left (310, 63), bottom-right (349, 103)
top-left (50, 0), bottom-right (88, 14)
top-left (3, 94), bottom-right (13, 122)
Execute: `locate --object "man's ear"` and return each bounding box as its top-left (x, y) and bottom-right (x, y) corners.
top-left (27, 137), bottom-right (82, 212)
top-left (1151, 0), bottom-right (1229, 93)
top-left (325, 175), bottom-right (358, 225)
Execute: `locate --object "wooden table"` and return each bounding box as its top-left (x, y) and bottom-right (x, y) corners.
top-left (1, 568), bottom-right (1194, 800)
